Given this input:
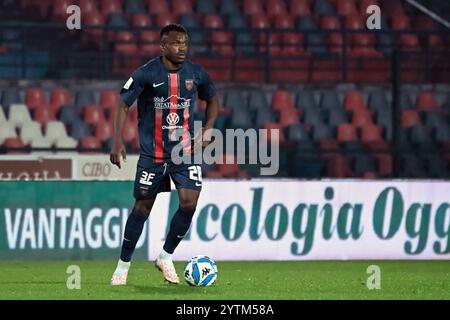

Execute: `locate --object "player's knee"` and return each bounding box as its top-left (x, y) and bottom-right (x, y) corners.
top-left (133, 200), bottom-right (153, 218)
top-left (179, 200), bottom-right (197, 215)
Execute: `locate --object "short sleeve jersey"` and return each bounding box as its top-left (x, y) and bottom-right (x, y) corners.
top-left (120, 56), bottom-right (216, 164)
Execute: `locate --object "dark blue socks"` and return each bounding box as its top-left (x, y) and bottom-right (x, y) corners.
top-left (163, 206), bottom-right (195, 254)
top-left (120, 209), bottom-right (148, 262)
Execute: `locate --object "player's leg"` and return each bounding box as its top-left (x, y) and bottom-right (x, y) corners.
top-left (111, 162), bottom-right (168, 285)
top-left (155, 164), bottom-right (202, 284)
top-left (111, 198), bottom-right (155, 285)
top-left (162, 188), bottom-right (199, 255)
top-left (156, 189), bottom-right (200, 284)
top-left (120, 198), bottom-right (155, 262)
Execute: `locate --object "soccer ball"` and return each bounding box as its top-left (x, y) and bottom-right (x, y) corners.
top-left (183, 255), bottom-right (218, 286)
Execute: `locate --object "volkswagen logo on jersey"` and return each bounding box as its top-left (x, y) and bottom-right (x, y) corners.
top-left (166, 112), bottom-right (180, 125)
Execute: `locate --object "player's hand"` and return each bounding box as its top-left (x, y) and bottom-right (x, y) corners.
top-left (110, 141), bottom-right (127, 169)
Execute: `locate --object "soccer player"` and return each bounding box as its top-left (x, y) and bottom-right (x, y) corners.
top-left (109, 24), bottom-right (219, 285)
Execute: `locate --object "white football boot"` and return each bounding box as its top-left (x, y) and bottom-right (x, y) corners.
top-left (110, 260), bottom-right (130, 286)
top-left (155, 257), bottom-right (180, 284)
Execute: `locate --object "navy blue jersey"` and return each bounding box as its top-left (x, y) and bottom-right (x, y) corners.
top-left (120, 56), bottom-right (216, 164)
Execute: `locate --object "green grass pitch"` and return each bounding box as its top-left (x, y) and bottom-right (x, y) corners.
top-left (0, 261), bottom-right (449, 300)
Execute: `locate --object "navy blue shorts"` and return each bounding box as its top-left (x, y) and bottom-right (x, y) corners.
top-left (134, 161), bottom-right (202, 200)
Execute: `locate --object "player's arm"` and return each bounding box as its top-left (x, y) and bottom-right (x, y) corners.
top-left (202, 95), bottom-right (219, 147)
top-left (204, 95), bottom-right (219, 130)
top-left (110, 71), bottom-right (145, 168)
top-left (197, 66), bottom-right (219, 147)
top-left (110, 101), bottom-right (129, 169)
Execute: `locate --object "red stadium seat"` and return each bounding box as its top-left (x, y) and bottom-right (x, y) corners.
top-left (290, 0), bottom-right (311, 17)
top-left (101, 0), bottom-right (123, 16)
top-left (279, 108), bottom-right (301, 126)
top-left (321, 16), bottom-right (341, 30)
top-left (33, 106), bottom-right (56, 126)
top-left (53, 0), bottom-right (72, 21)
top-left (415, 17), bottom-right (443, 46)
top-left (114, 30), bottom-right (135, 42)
top-left (51, 88), bottom-right (72, 109)
top-left (203, 15), bottom-right (224, 28)
top-left (84, 11), bottom-right (106, 43)
top-left (359, 0), bottom-right (379, 14)
top-left (352, 109), bottom-right (374, 127)
top-left (272, 90), bottom-right (294, 111)
top-left (274, 16), bottom-right (294, 29)
top-left (346, 16), bottom-right (376, 48)
top-left (375, 154), bottom-right (392, 177)
top-left (259, 32), bottom-right (281, 54)
top-left (234, 59), bottom-right (265, 82)
top-left (337, 124), bottom-right (358, 142)
top-left (344, 90), bottom-right (366, 111)
top-left (115, 31), bottom-right (138, 54)
top-left (84, 105), bottom-right (106, 124)
top-left (266, 0), bottom-right (288, 17)
top-left (392, 16), bottom-right (420, 50)
top-left (401, 110), bottom-right (421, 127)
top-left (243, 0), bottom-right (264, 15)
top-left (251, 14), bottom-right (271, 29)
top-left (281, 32), bottom-right (305, 55)
top-left (146, 0), bottom-right (170, 14)
top-left (264, 123), bottom-right (286, 144)
top-left (345, 16), bottom-right (379, 56)
top-left (383, 0), bottom-right (405, 17)
top-left (361, 124), bottom-right (384, 144)
top-left (140, 30), bottom-right (159, 45)
top-left (320, 16), bottom-right (342, 54)
top-left (346, 16), bottom-right (375, 45)
top-left (346, 15), bottom-right (363, 29)
top-left (211, 32), bottom-right (234, 56)
top-left (324, 154), bottom-right (353, 177)
top-left (155, 14), bottom-right (177, 27)
top-left (3, 137), bottom-right (25, 148)
top-left (172, 0), bottom-right (193, 15)
top-left (26, 88), bottom-right (47, 109)
top-left (130, 13), bottom-right (152, 27)
top-left (94, 121), bottom-right (113, 142)
top-left (101, 90), bottom-right (120, 108)
top-left (79, 0), bottom-right (99, 14)
top-left (140, 44), bottom-right (161, 55)
top-left (80, 136), bottom-right (101, 150)
top-left (416, 91), bottom-right (439, 111)
top-left (337, 0), bottom-right (357, 16)
top-left (3, 137), bottom-right (26, 154)
top-left (397, 22), bottom-right (420, 40)
top-left (251, 14), bottom-right (277, 53)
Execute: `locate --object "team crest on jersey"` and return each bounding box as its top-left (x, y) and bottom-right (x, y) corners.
top-left (185, 79), bottom-right (194, 90)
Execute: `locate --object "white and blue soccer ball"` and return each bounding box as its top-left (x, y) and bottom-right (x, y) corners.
top-left (183, 255), bottom-right (218, 286)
